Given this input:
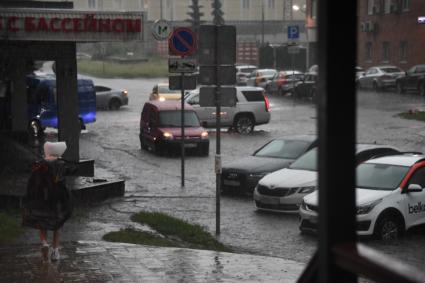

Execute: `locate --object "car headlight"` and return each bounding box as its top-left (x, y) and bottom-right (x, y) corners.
top-left (298, 186), bottom-right (316, 194)
top-left (357, 199), bottom-right (382, 215)
top-left (163, 132), bottom-right (173, 139)
top-left (201, 131), bottom-right (208, 139)
top-left (159, 96), bottom-right (166, 101)
top-left (249, 172), bottom-right (269, 179)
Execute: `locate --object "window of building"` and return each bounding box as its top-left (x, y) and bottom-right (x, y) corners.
top-left (382, 42), bottom-right (390, 62)
top-left (384, 0), bottom-right (391, 14)
top-left (113, 0), bottom-right (122, 9)
top-left (268, 0), bottom-right (275, 9)
top-left (98, 0), bottom-right (103, 9)
top-left (368, 0), bottom-right (380, 15)
top-left (400, 41), bottom-right (408, 62)
top-left (401, 0), bottom-right (410, 11)
top-left (311, 0), bottom-right (317, 20)
top-left (366, 42), bottom-right (373, 62)
top-left (88, 0), bottom-right (96, 9)
top-left (242, 0), bottom-right (250, 9)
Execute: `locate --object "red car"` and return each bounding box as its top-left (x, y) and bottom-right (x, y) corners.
top-left (139, 101), bottom-right (209, 156)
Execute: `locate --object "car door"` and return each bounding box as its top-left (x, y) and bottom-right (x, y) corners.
top-left (186, 92), bottom-right (211, 126)
top-left (362, 68), bottom-right (375, 88)
top-left (404, 66), bottom-right (417, 89)
top-left (402, 166), bottom-right (425, 228)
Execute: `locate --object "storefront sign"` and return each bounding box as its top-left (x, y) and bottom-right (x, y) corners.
top-left (0, 8), bottom-right (145, 42)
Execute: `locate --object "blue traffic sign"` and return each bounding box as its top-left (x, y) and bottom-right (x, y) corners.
top-left (169, 27), bottom-right (197, 57)
top-left (287, 25), bottom-right (300, 40)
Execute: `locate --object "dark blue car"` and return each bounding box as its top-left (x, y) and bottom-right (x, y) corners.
top-left (27, 74), bottom-right (96, 136)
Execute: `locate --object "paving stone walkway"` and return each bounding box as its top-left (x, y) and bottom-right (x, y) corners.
top-left (0, 241), bottom-right (305, 282)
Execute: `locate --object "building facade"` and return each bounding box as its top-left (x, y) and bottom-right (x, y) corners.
top-left (358, 0), bottom-right (425, 70)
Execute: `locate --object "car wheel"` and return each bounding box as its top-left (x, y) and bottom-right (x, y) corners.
top-left (28, 120), bottom-right (44, 138)
top-left (109, 99), bottom-right (121, 110)
top-left (396, 82), bottom-right (404, 94)
top-left (374, 214), bottom-right (403, 240)
top-left (419, 83), bottom-right (425, 96)
top-left (234, 115), bottom-right (254, 134)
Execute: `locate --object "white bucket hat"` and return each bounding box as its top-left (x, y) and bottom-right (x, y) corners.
top-left (43, 141), bottom-right (67, 158)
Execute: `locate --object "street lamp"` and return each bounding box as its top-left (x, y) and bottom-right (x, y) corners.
top-left (292, 4), bottom-right (309, 71)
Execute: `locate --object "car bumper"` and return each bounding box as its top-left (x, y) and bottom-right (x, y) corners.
top-left (253, 188), bottom-right (302, 213)
top-left (299, 206), bottom-right (375, 236)
top-left (379, 79), bottom-right (397, 88)
top-left (159, 139), bottom-right (209, 150)
top-left (221, 172), bottom-right (261, 194)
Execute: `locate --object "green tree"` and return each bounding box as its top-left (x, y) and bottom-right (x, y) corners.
top-left (211, 0), bottom-right (225, 25)
top-left (186, 0), bottom-right (204, 34)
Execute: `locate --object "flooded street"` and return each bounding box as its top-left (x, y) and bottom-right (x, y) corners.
top-left (28, 76), bottom-right (425, 268)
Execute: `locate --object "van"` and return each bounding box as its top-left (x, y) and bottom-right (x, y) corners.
top-left (139, 101), bottom-right (209, 156)
top-left (27, 74), bottom-right (96, 136)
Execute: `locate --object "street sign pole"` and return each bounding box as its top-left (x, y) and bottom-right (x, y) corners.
top-left (180, 72), bottom-right (185, 187)
top-left (215, 26), bottom-right (221, 236)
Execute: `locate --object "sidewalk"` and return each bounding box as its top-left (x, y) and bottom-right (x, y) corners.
top-left (0, 241), bottom-right (304, 282)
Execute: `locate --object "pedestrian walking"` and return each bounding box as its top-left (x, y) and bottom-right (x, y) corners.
top-left (23, 141), bottom-right (75, 262)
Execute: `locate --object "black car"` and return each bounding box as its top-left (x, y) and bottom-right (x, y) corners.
top-left (221, 135), bottom-right (318, 195)
top-left (395, 64), bottom-right (425, 95)
top-left (293, 72), bottom-right (317, 99)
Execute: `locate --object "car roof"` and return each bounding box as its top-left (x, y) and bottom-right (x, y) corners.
top-left (372, 65), bottom-right (400, 69)
top-left (146, 100), bottom-right (194, 111)
top-left (355, 143), bottom-right (399, 153)
top-left (236, 65), bottom-right (257, 69)
top-left (279, 70), bottom-right (303, 75)
top-left (365, 154), bottom-right (425, 167)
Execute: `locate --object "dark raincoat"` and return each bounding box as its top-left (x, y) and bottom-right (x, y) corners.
top-left (22, 159), bottom-right (75, 231)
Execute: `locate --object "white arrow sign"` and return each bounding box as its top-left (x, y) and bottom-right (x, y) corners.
top-left (169, 58), bottom-right (197, 73)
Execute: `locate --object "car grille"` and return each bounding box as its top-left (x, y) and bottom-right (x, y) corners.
top-left (257, 185), bottom-right (298, 197)
top-left (305, 204), bottom-right (318, 212)
top-left (255, 201), bottom-right (299, 211)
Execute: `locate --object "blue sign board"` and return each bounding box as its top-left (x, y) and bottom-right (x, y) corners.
top-left (287, 25), bottom-right (300, 40)
top-left (169, 27), bottom-right (197, 56)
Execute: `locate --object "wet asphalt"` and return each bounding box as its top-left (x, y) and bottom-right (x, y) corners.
top-left (19, 76), bottom-right (425, 271)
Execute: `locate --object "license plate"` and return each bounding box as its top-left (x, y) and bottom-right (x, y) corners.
top-left (184, 143), bottom-right (197, 148)
top-left (223, 180), bottom-right (240, 186)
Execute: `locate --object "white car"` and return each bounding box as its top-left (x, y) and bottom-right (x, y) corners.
top-left (253, 145), bottom-right (400, 213)
top-left (184, 86), bottom-right (271, 134)
top-left (300, 154), bottom-right (425, 240)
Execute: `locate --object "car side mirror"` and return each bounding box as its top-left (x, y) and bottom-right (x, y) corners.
top-left (408, 184), bottom-right (423, 192)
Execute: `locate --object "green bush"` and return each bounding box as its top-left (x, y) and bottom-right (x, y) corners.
top-left (77, 58), bottom-right (168, 78)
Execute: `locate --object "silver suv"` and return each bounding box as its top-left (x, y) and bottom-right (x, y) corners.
top-left (184, 86), bottom-right (271, 134)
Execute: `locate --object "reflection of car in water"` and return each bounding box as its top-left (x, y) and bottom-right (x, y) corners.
top-left (27, 74), bottom-right (96, 136)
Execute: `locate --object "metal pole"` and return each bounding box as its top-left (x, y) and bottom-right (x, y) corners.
top-left (215, 25), bottom-right (221, 236)
top-left (181, 72), bottom-right (185, 187)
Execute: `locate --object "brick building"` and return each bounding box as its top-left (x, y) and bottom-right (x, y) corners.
top-left (358, 0), bottom-right (425, 70)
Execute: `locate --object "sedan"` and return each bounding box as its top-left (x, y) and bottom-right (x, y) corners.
top-left (246, 69), bottom-right (278, 89)
top-left (253, 144), bottom-right (400, 213)
top-left (95, 85), bottom-right (129, 110)
top-left (221, 135), bottom-right (318, 195)
top-left (395, 64), bottom-right (425, 95)
top-left (357, 66), bottom-right (404, 91)
top-left (264, 70), bottom-right (304, 95)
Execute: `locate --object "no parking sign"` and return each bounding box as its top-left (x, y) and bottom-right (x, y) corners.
top-left (168, 27), bottom-right (197, 57)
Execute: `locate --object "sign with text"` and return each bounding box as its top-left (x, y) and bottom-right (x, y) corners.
top-left (287, 25), bottom-right (300, 40)
top-left (0, 9), bottom-right (145, 42)
top-left (169, 58), bottom-right (197, 73)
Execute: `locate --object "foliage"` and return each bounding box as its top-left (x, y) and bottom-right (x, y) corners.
top-left (0, 211), bottom-right (23, 244)
top-left (398, 110), bottom-right (425, 122)
top-left (126, 211), bottom-right (231, 252)
top-left (211, 0), bottom-right (225, 25)
top-left (77, 57), bottom-right (168, 78)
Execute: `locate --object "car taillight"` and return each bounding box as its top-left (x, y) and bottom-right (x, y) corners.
top-left (264, 94), bottom-right (270, 112)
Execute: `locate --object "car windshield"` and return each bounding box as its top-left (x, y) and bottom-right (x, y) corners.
top-left (158, 85), bottom-right (180, 94)
top-left (254, 140), bottom-right (311, 159)
top-left (381, 67), bottom-right (402, 73)
top-left (356, 163), bottom-right (409, 190)
top-left (159, 111), bottom-right (200, 127)
top-left (289, 148), bottom-right (317, 171)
